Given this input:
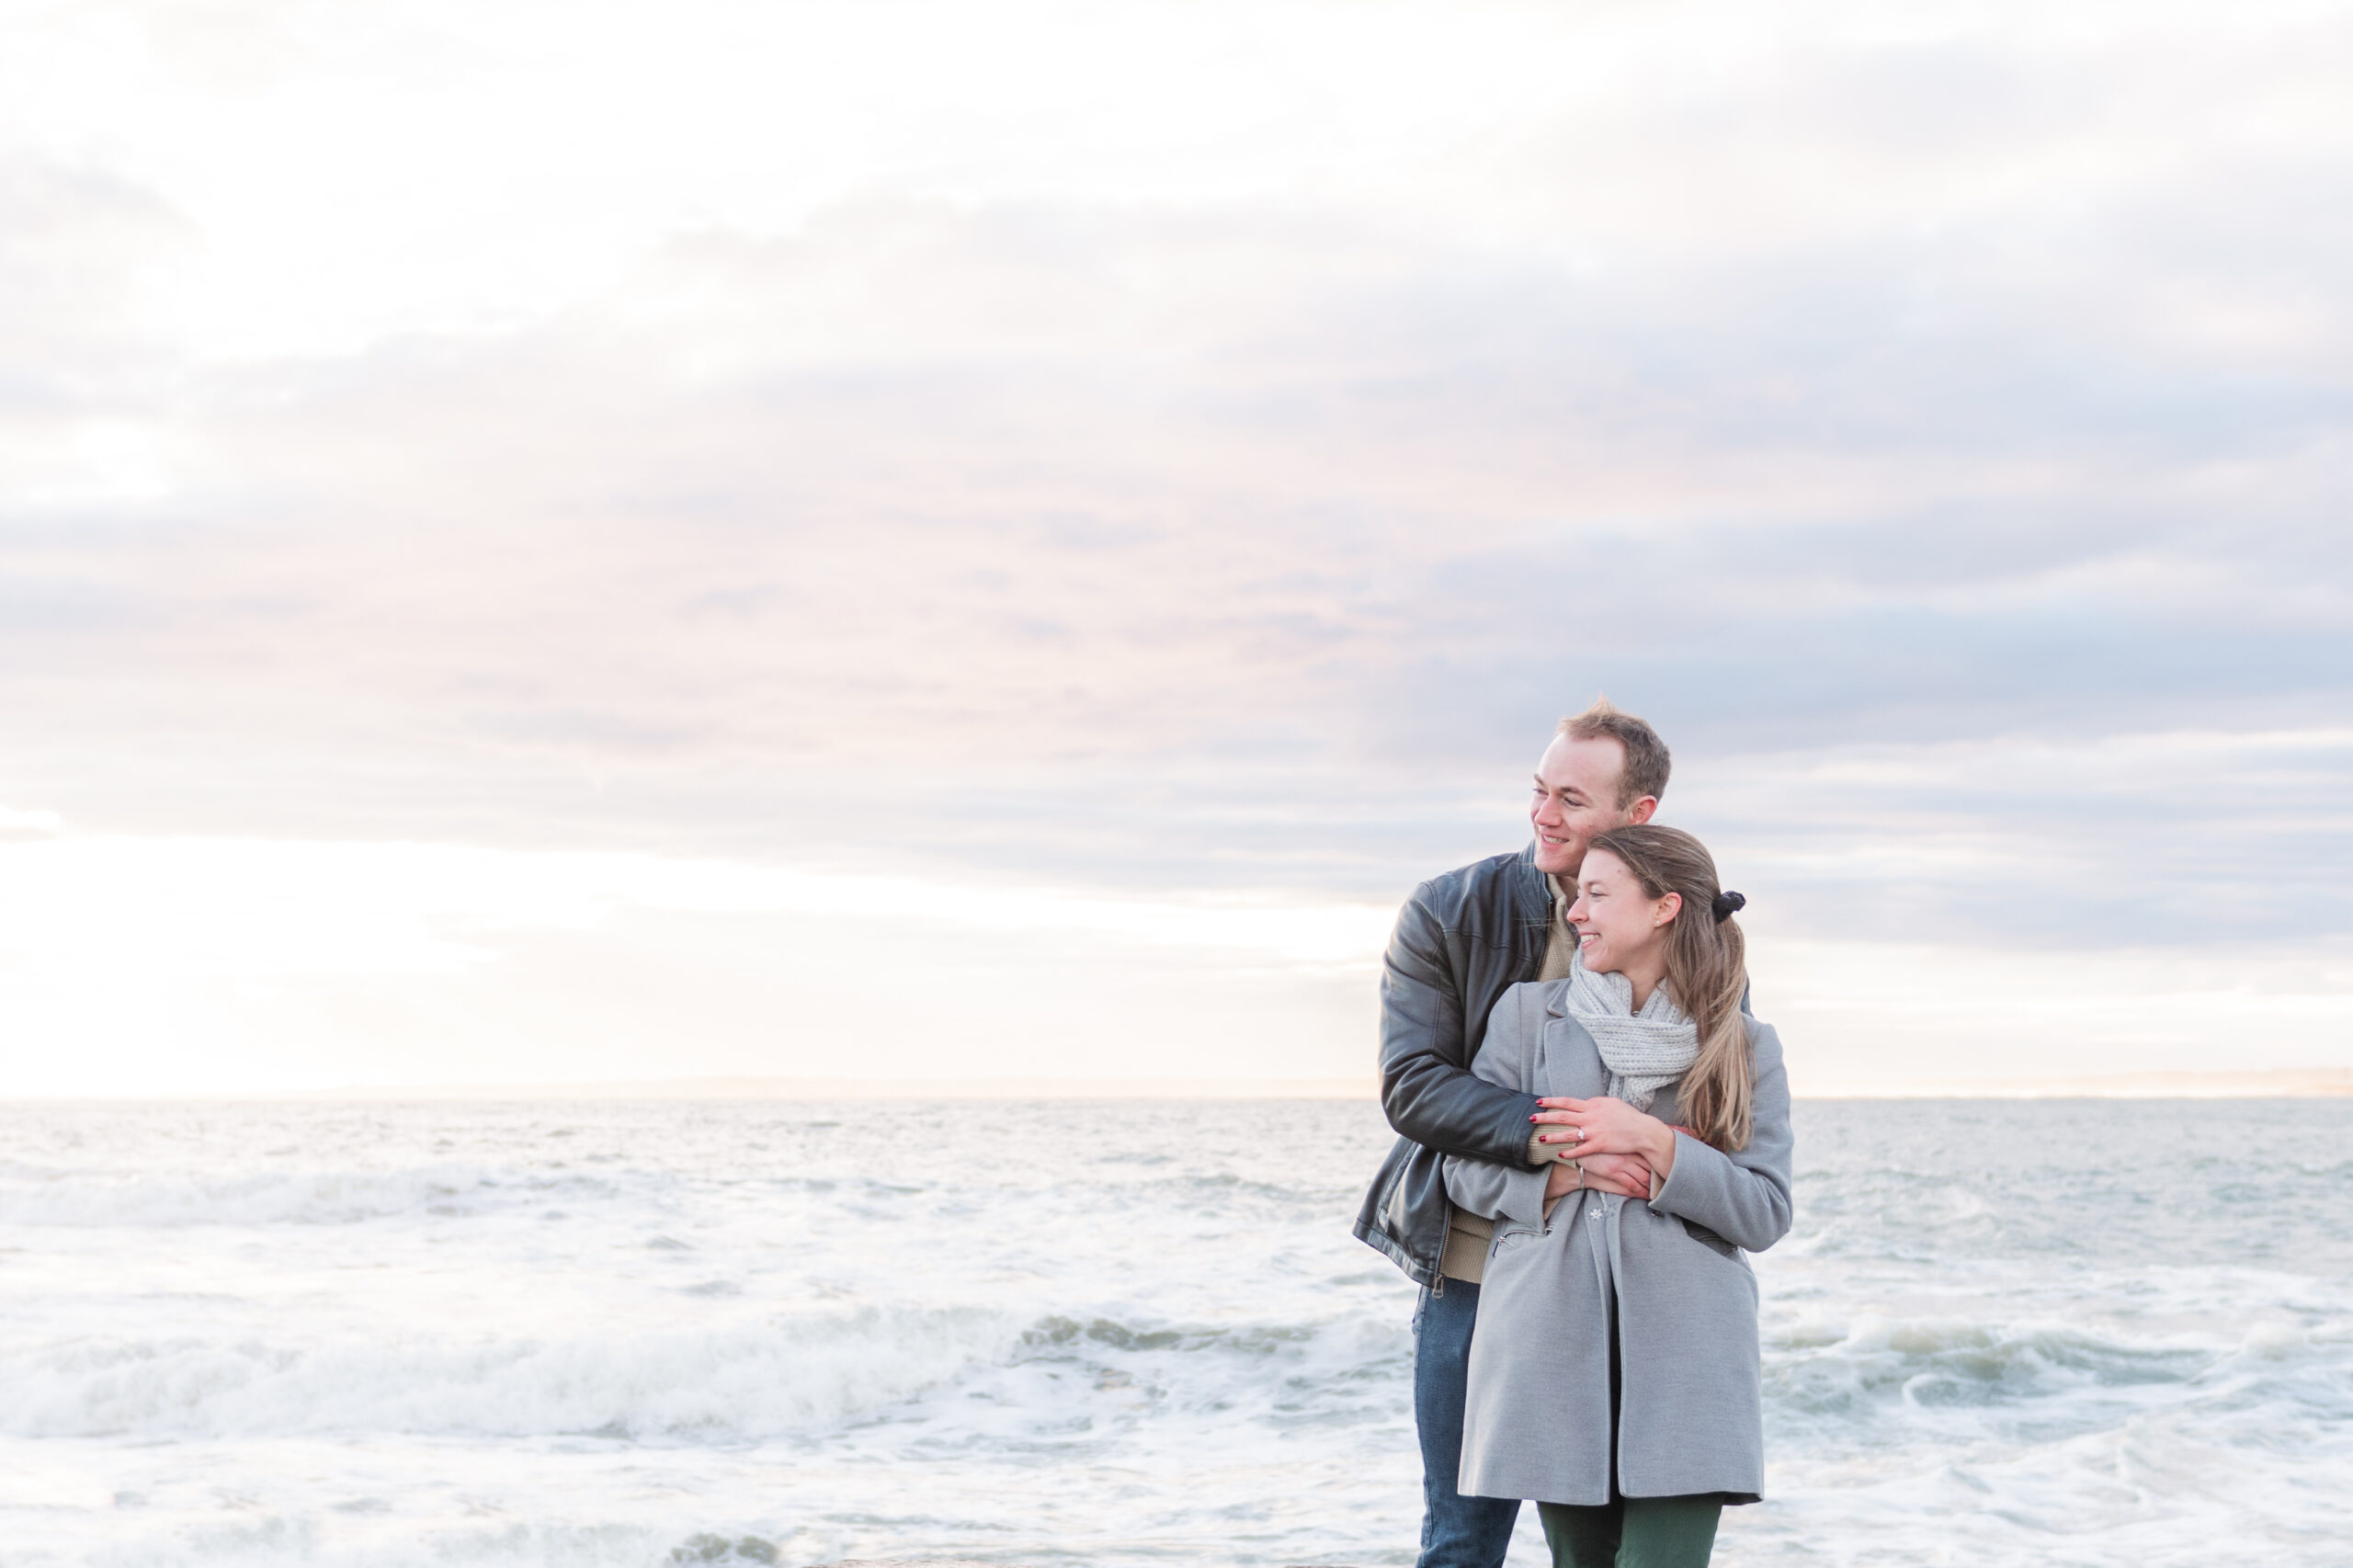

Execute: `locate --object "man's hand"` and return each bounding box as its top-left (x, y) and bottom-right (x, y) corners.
top-left (1532, 1096), bottom-right (1679, 1186)
top-left (1542, 1151), bottom-right (1651, 1203)
top-left (1575, 1152), bottom-right (1654, 1198)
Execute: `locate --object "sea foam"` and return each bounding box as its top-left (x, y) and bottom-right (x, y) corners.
top-left (0, 1097), bottom-right (2345, 1568)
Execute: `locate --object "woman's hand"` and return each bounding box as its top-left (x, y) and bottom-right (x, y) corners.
top-left (1532, 1096), bottom-right (1678, 1187)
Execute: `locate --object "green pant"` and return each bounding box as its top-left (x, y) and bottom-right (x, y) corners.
top-left (1537, 1494), bottom-right (1722, 1568)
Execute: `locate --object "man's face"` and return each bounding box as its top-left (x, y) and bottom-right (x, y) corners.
top-left (1528, 733), bottom-right (1654, 878)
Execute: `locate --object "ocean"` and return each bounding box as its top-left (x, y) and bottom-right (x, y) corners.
top-left (0, 1097), bottom-right (2346, 1567)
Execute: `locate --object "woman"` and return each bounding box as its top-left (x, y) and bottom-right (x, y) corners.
top-left (1440, 824), bottom-right (1792, 1568)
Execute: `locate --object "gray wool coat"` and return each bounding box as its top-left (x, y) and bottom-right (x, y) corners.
top-left (1440, 979), bottom-right (1794, 1506)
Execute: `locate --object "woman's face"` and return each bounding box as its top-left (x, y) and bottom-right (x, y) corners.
top-left (1565, 847), bottom-right (1681, 975)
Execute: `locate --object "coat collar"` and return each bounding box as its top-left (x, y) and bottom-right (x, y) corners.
top-left (1541, 976), bottom-right (1574, 1018)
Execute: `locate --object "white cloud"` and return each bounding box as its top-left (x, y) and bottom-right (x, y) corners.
top-left (0, 805), bottom-right (62, 840)
top-left (0, 831), bottom-right (1395, 1094)
top-left (0, 833), bottom-right (1396, 981)
top-left (1756, 932), bottom-right (2353, 1091)
top-left (6, 822), bottom-right (2345, 1098)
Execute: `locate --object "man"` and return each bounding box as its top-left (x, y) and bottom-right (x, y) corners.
top-left (1353, 699), bottom-right (1672, 1568)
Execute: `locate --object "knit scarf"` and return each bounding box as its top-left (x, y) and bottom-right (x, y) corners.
top-left (1563, 955), bottom-right (1699, 1112)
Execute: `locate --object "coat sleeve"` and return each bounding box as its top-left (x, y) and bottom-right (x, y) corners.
top-left (1648, 1022), bottom-right (1795, 1254)
top-left (1439, 987), bottom-right (1552, 1231)
top-left (1378, 890), bottom-right (1545, 1165)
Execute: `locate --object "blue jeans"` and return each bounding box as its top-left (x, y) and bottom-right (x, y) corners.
top-left (1414, 1280), bottom-right (1520, 1568)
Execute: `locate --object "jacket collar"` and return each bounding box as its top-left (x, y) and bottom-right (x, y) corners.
top-left (1514, 841), bottom-right (1554, 924)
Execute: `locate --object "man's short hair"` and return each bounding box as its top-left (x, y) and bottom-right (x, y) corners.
top-left (1557, 698), bottom-right (1670, 808)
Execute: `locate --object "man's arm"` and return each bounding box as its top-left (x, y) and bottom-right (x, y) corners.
top-left (1438, 988), bottom-right (1552, 1223)
top-left (1378, 893), bottom-right (1543, 1165)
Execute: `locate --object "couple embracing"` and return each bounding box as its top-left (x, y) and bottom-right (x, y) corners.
top-left (1354, 700), bottom-right (1794, 1568)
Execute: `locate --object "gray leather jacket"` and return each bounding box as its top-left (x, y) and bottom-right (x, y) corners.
top-left (1351, 844), bottom-right (1553, 1287)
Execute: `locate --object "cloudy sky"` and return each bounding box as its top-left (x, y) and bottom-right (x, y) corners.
top-left (4, 0), bottom-right (2349, 1095)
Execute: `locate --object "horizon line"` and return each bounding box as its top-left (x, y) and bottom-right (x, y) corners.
top-left (7, 1068), bottom-right (2352, 1103)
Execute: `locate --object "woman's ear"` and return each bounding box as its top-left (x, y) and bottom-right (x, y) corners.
top-left (1654, 890), bottom-right (1682, 926)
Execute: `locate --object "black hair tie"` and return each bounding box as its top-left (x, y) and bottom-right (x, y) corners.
top-left (1711, 890), bottom-right (1745, 922)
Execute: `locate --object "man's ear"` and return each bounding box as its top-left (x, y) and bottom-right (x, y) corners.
top-left (1626, 796), bottom-right (1659, 824)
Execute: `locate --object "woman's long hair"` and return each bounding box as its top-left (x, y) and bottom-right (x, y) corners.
top-left (1586, 824), bottom-right (1753, 1151)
